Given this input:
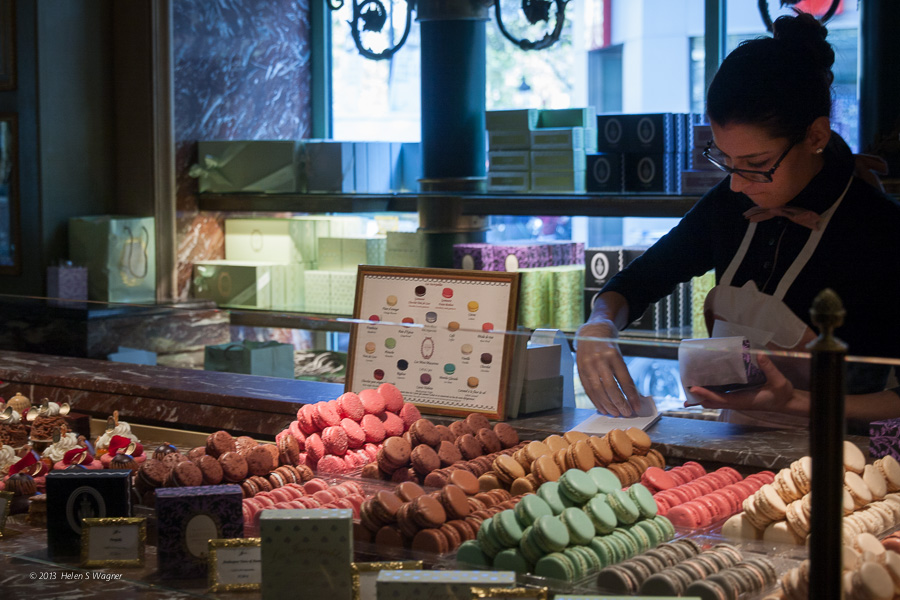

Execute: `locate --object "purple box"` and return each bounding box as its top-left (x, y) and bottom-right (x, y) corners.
top-left (493, 244), bottom-right (551, 270)
top-left (870, 419), bottom-right (900, 460)
top-left (453, 243), bottom-right (495, 270)
top-left (47, 265), bottom-right (88, 301)
top-left (155, 484), bottom-right (243, 580)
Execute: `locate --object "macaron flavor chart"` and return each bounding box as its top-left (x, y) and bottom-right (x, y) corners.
top-left (348, 267), bottom-right (519, 420)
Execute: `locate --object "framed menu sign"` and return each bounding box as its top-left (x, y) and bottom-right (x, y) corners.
top-left (348, 266), bottom-right (520, 420)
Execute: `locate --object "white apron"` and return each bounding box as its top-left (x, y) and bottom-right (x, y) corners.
top-left (703, 176), bottom-right (854, 428)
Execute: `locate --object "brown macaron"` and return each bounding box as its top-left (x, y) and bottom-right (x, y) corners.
top-left (277, 435), bottom-right (301, 465)
top-left (566, 439), bottom-right (596, 471)
top-left (448, 420), bottom-right (474, 438)
top-left (607, 429), bottom-right (634, 461)
top-left (409, 419), bottom-right (441, 447)
top-left (476, 428), bottom-right (502, 454)
top-left (397, 481), bottom-right (426, 503)
top-left (205, 430), bottom-right (236, 458)
top-left (194, 454), bottom-right (224, 485)
top-left (531, 454), bottom-right (562, 484)
top-left (437, 440), bottom-right (463, 467)
top-left (435, 424), bottom-right (456, 443)
top-left (235, 435), bottom-right (259, 456)
top-left (370, 490), bottom-right (404, 526)
top-left (438, 484), bottom-right (471, 520)
top-left (588, 435), bottom-right (614, 466)
top-left (167, 460), bottom-right (203, 487)
top-left (246, 445), bottom-right (277, 477)
top-left (410, 444), bottom-right (441, 476)
top-left (625, 427), bottom-right (652, 456)
top-left (411, 494), bottom-right (447, 529)
top-left (465, 413), bottom-right (492, 433)
top-left (455, 434), bottom-right (484, 461)
top-left (493, 454), bottom-right (526, 485)
top-left (218, 451), bottom-right (249, 483)
top-left (448, 469), bottom-right (480, 495)
top-left (411, 527), bottom-right (449, 554)
top-left (492, 423), bottom-right (520, 449)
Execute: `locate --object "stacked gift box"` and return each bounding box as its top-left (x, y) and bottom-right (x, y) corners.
top-left (193, 140), bottom-right (422, 194)
top-left (590, 112), bottom-right (693, 193)
top-left (486, 108), bottom-right (597, 193)
top-left (193, 215), bottom-right (381, 313)
top-left (680, 119), bottom-right (727, 193)
top-left (584, 246), bottom-right (693, 333)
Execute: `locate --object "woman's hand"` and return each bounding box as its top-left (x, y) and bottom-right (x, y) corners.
top-left (687, 353), bottom-right (810, 416)
top-left (575, 319), bottom-right (641, 417)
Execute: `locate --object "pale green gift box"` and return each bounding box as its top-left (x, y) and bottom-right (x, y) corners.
top-left (225, 217), bottom-right (331, 265)
top-left (303, 270), bottom-right (357, 314)
top-left (192, 260), bottom-right (274, 309)
top-left (260, 509), bottom-right (352, 600)
top-left (68, 215), bottom-right (156, 304)
top-left (549, 264), bottom-right (585, 331)
top-left (193, 140), bottom-right (305, 193)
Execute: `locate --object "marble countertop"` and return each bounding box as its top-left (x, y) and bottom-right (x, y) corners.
top-left (0, 350), bottom-right (868, 470)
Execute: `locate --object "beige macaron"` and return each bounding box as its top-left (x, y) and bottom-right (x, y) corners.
top-left (846, 470), bottom-right (875, 509)
top-left (790, 456), bottom-right (813, 495)
top-left (883, 551), bottom-right (900, 593)
top-left (774, 467), bottom-right (803, 503)
top-left (843, 440), bottom-right (867, 474)
top-left (762, 520), bottom-right (804, 545)
top-left (721, 512), bottom-right (763, 542)
top-left (851, 561), bottom-right (895, 600)
top-left (877, 455), bottom-right (900, 493)
top-left (864, 463), bottom-right (889, 500)
top-left (784, 499), bottom-right (810, 540)
top-left (754, 483), bottom-right (788, 522)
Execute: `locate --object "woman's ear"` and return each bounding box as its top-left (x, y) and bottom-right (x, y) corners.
top-left (806, 116), bottom-right (831, 153)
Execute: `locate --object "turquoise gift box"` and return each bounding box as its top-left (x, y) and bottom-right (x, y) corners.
top-left (193, 140), bottom-right (305, 193)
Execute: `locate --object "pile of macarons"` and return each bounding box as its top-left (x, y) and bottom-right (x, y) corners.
top-left (283, 382), bottom-right (421, 474)
top-left (457, 466), bottom-right (674, 581)
top-left (605, 539), bottom-right (777, 598)
top-left (644, 461), bottom-right (770, 531)
top-left (360, 412), bottom-right (522, 485)
top-left (783, 532), bottom-right (900, 600)
top-left (242, 478), bottom-right (366, 534)
top-left (356, 471), bottom-right (525, 556)
top-left (723, 446), bottom-right (900, 545)
top-left (477, 429), bottom-right (664, 498)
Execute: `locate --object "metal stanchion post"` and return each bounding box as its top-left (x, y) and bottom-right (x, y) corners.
top-left (807, 288), bottom-right (847, 600)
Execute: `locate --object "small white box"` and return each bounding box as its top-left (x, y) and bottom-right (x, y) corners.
top-left (530, 149), bottom-right (586, 172)
top-left (487, 171), bottom-right (530, 192)
top-left (485, 108), bottom-right (539, 131)
top-left (530, 170), bottom-right (586, 193)
top-left (330, 271), bottom-right (357, 314)
top-left (376, 570), bottom-right (515, 600)
top-left (304, 270), bottom-right (332, 313)
top-left (317, 237), bottom-right (344, 271)
top-left (270, 264), bottom-right (306, 311)
top-left (530, 127), bottom-right (584, 150)
top-left (488, 150), bottom-right (530, 171)
top-left (525, 343), bottom-right (562, 380)
top-left (488, 130), bottom-right (531, 151)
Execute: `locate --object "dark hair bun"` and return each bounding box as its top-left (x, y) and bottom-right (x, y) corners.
top-left (773, 13), bottom-right (835, 75)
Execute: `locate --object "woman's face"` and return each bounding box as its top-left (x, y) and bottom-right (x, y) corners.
top-left (709, 121), bottom-right (818, 209)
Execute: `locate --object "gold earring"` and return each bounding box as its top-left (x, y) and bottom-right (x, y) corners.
top-left (815, 148), bottom-right (824, 154)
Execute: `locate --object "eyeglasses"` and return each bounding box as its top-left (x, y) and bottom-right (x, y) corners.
top-left (702, 138), bottom-right (799, 183)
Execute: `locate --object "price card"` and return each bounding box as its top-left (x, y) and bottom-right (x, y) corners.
top-left (351, 561), bottom-right (422, 600)
top-left (80, 517), bottom-right (146, 567)
top-left (348, 266), bottom-right (520, 420)
top-left (208, 538), bottom-right (262, 592)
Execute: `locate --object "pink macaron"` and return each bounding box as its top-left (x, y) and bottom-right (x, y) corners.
top-left (336, 392), bottom-right (365, 421)
top-left (305, 433), bottom-right (326, 464)
top-left (288, 421), bottom-right (307, 449)
top-left (377, 382), bottom-right (405, 413)
top-left (398, 403), bottom-right (422, 430)
top-left (341, 418), bottom-right (367, 449)
top-left (313, 402), bottom-right (341, 430)
top-left (316, 455), bottom-right (347, 474)
top-left (667, 502), bottom-right (705, 529)
top-left (360, 414), bottom-right (386, 443)
top-left (381, 412), bottom-right (405, 438)
top-left (322, 426), bottom-right (349, 456)
top-left (667, 467), bottom-right (691, 486)
top-left (297, 404), bottom-right (319, 435)
top-left (359, 389), bottom-right (386, 415)
top-left (362, 443), bottom-right (381, 460)
top-left (641, 466), bottom-right (676, 493)
top-left (716, 466), bottom-right (744, 484)
top-left (304, 478), bottom-right (329, 493)
top-left (682, 461), bottom-right (707, 478)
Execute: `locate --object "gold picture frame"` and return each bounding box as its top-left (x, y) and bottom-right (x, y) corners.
top-left (470, 587), bottom-right (549, 600)
top-left (348, 266), bottom-right (520, 421)
top-left (80, 517), bottom-right (146, 568)
top-left (0, 490), bottom-right (12, 537)
top-left (351, 560), bottom-right (423, 600)
top-left (208, 537), bottom-right (262, 592)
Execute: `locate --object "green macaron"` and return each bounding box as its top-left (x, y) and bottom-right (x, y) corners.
top-left (633, 518), bottom-right (663, 548)
top-left (654, 514), bottom-right (676, 540)
top-left (476, 517), bottom-right (503, 558)
top-left (627, 482), bottom-right (659, 518)
top-left (534, 552), bottom-right (575, 581)
top-left (456, 539), bottom-right (491, 567)
top-left (531, 514), bottom-right (570, 553)
top-left (588, 535), bottom-right (616, 567)
top-left (559, 506), bottom-right (596, 545)
top-left (607, 489), bottom-right (641, 525)
top-left (562, 546), bottom-right (589, 579)
top-left (609, 528), bottom-right (638, 559)
top-left (492, 509), bottom-right (525, 548)
top-left (492, 547), bottom-right (531, 574)
top-left (537, 481), bottom-right (568, 515)
top-left (622, 523), bottom-right (651, 553)
top-left (558, 469), bottom-right (599, 505)
top-left (518, 526), bottom-right (546, 564)
top-left (514, 493), bottom-right (553, 526)
top-left (588, 466), bottom-right (623, 494)
top-left (583, 495), bottom-right (618, 535)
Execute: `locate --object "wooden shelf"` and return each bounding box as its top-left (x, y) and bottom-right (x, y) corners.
top-left (199, 192), bottom-right (700, 218)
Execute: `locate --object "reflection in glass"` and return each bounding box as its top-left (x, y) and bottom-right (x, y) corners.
top-left (0, 117), bottom-right (17, 270)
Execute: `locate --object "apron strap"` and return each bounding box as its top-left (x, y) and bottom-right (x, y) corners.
top-left (720, 221), bottom-right (757, 287)
top-left (772, 175), bottom-right (853, 299)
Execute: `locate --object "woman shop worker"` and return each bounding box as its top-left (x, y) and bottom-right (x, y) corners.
top-left (576, 13), bottom-right (900, 429)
